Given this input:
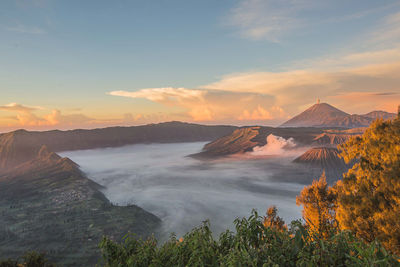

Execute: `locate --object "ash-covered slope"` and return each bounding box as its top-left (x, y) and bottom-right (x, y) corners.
top-left (191, 127), bottom-right (260, 158)
top-left (0, 145), bottom-right (160, 266)
top-left (293, 147), bottom-right (351, 182)
top-left (191, 126), bottom-right (323, 159)
top-left (281, 103), bottom-right (395, 128)
top-left (312, 133), bottom-right (354, 147)
top-left (294, 147), bottom-right (346, 169)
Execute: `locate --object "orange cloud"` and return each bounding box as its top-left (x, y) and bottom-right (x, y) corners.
top-left (109, 87), bottom-right (205, 103)
top-left (238, 106), bottom-right (272, 120)
top-left (188, 107), bottom-right (214, 121)
top-left (109, 59), bottom-right (400, 124)
top-left (0, 103), bottom-right (94, 130)
top-left (109, 88), bottom-right (285, 123)
top-left (202, 61), bottom-right (400, 115)
top-left (328, 92), bottom-right (400, 113)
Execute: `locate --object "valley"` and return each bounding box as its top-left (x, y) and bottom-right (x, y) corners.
top-left (0, 103), bottom-right (393, 265)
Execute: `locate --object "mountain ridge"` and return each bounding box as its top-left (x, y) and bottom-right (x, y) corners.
top-left (281, 103), bottom-right (396, 128)
top-left (0, 121), bottom-right (237, 172)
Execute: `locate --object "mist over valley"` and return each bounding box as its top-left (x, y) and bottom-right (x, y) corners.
top-left (61, 141), bottom-right (307, 238)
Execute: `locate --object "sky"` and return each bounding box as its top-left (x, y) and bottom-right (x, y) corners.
top-left (1, 0), bottom-right (400, 131)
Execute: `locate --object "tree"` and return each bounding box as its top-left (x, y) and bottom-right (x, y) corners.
top-left (263, 205), bottom-right (287, 232)
top-left (336, 118), bottom-right (400, 254)
top-left (296, 172), bottom-right (337, 238)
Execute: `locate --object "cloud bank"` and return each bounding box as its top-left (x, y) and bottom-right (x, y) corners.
top-left (109, 88), bottom-right (288, 124)
top-left (0, 103), bottom-right (94, 130)
top-left (61, 142), bottom-right (304, 239)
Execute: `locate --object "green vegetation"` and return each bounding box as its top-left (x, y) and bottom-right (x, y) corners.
top-left (99, 210), bottom-right (398, 266)
top-left (0, 251), bottom-right (54, 267)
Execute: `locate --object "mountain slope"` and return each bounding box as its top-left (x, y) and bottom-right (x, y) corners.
top-left (363, 111), bottom-right (397, 120)
top-left (191, 127), bottom-right (260, 158)
top-left (281, 103), bottom-right (349, 127)
top-left (294, 147), bottom-right (346, 169)
top-left (312, 133), bottom-right (355, 147)
top-left (281, 103), bottom-right (395, 128)
top-left (0, 130), bottom-right (43, 171)
top-left (293, 147), bottom-right (351, 182)
top-left (0, 146), bottom-right (160, 266)
top-left (191, 127), bottom-right (324, 158)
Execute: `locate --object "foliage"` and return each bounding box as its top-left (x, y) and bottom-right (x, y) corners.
top-left (0, 251), bottom-right (54, 267)
top-left (336, 118), bottom-right (400, 255)
top-left (296, 172), bottom-right (337, 238)
top-left (99, 210), bottom-right (399, 266)
top-left (263, 206), bottom-right (287, 232)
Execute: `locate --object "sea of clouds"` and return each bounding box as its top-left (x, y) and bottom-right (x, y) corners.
top-left (61, 140), bottom-right (307, 239)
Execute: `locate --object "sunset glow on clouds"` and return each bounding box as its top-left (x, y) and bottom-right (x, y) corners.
top-left (109, 88), bottom-right (284, 123)
top-left (0, 0), bottom-right (400, 131)
top-left (107, 59), bottom-right (400, 124)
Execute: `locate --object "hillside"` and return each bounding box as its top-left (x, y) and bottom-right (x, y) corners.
top-left (0, 146), bottom-right (160, 266)
top-left (281, 103), bottom-right (395, 128)
top-left (293, 147), bottom-right (351, 182)
top-left (294, 147), bottom-right (346, 169)
top-left (191, 126), bottom-right (353, 159)
top-left (312, 133), bottom-right (354, 147)
top-left (363, 110), bottom-right (397, 120)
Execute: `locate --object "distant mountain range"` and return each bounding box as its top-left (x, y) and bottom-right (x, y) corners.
top-left (0, 121), bottom-right (236, 172)
top-left (281, 102), bottom-right (396, 128)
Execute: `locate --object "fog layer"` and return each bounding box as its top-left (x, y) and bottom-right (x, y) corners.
top-left (61, 142), bottom-right (305, 239)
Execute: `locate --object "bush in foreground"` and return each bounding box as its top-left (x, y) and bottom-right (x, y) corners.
top-left (0, 251), bottom-right (54, 267)
top-left (99, 210), bottom-right (399, 266)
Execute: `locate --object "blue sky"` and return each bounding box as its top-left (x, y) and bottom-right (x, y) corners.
top-left (1, 0), bottom-right (400, 131)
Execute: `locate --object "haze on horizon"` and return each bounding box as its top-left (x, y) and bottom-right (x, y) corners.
top-left (1, 0), bottom-right (400, 132)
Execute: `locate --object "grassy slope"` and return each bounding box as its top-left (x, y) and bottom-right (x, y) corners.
top-left (0, 157), bottom-right (160, 266)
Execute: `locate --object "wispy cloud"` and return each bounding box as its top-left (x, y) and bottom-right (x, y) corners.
top-left (225, 0), bottom-right (400, 43)
top-left (225, 0), bottom-right (310, 41)
top-left (370, 11), bottom-right (400, 45)
top-left (0, 103), bottom-right (40, 112)
top-left (109, 88), bottom-right (205, 103)
top-left (5, 24), bottom-right (46, 34)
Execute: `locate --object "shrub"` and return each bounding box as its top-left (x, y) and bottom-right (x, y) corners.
top-left (99, 210), bottom-right (399, 266)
